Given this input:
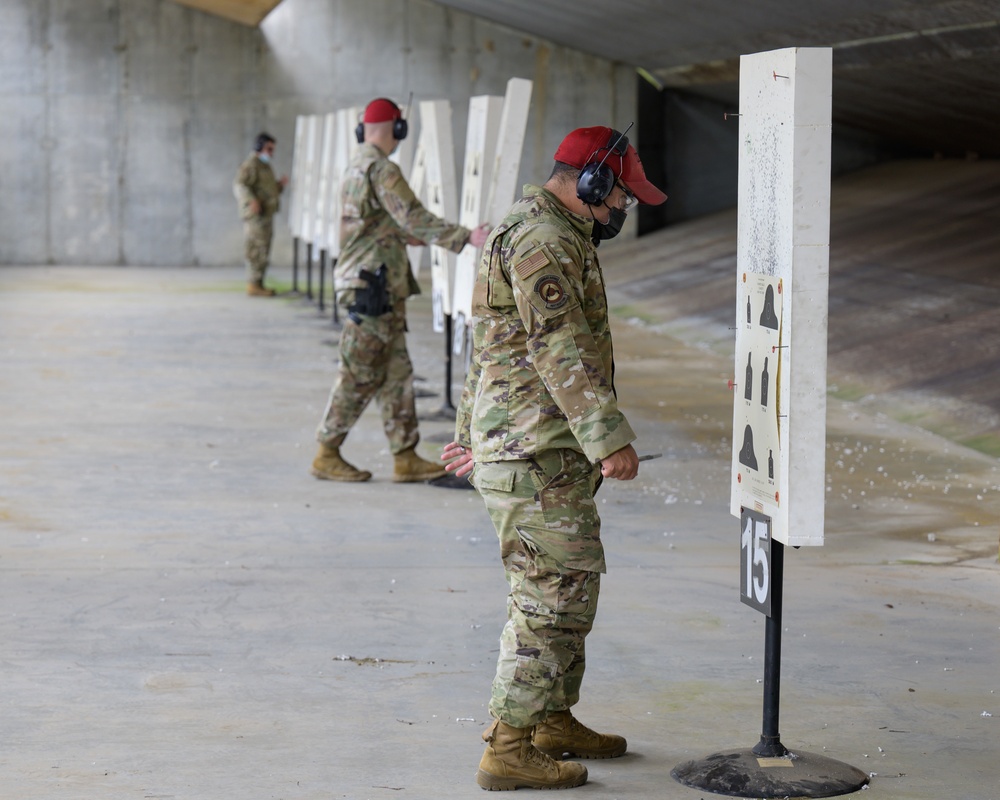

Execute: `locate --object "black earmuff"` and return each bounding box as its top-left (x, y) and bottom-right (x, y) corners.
top-left (355, 112), bottom-right (408, 145)
top-left (393, 117), bottom-right (408, 141)
top-left (576, 129), bottom-right (629, 206)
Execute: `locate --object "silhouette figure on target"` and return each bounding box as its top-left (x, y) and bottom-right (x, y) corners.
top-left (761, 356), bottom-right (769, 407)
top-left (759, 284), bottom-right (779, 330)
top-left (739, 424), bottom-right (758, 470)
top-left (768, 449), bottom-right (774, 479)
top-left (744, 352), bottom-right (753, 402)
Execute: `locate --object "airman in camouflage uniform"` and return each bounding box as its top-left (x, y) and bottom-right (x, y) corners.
top-left (233, 132), bottom-right (287, 296)
top-left (312, 98), bottom-right (489, 483)
top-left (446, 126), bottom-right (667, 790)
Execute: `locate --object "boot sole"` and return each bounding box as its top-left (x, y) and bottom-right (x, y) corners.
top-left (535, 746), bottom-right (627, 760)
top-left (310, 468), bottom-right (372, 482)
top-left (475, 768), bottom-right (588, 791)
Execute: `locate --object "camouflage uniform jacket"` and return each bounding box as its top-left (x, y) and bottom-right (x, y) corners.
top-left (335, 143), bottom-right (470, 303)
top-left (456, 184), bottom-right (636, 464)
top-left (233, 153), bottom-right (283, 221)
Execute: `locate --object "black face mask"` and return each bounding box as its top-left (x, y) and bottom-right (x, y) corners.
top-left (591, 206), bottom-right (627, 246)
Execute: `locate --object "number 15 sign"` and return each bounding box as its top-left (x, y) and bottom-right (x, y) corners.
top-left (740, 508), bottom-right (772, 616)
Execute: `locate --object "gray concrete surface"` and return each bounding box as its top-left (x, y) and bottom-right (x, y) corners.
top-left (1, 264), bottom-right (997, 800)
top-left (0, 0), bottom-right (632, 267)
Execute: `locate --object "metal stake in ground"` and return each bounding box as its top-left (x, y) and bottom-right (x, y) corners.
top-left (419, 313), bottom-right (458, 424)
top-left (317, 249), bottom-right (326, 312)
top-left (672, 534), bottom-right (869, 797)
top-left (305, 241), bottom-right (313, 301)
top-left (329, 258), bottom-right (340, 328)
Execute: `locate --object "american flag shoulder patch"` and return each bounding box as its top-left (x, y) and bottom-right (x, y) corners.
top-left (515, 248), bottom-right (550, 279)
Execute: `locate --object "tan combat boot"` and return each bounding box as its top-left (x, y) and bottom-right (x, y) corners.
top-left (476, 719), bottom-right (588, 791)
top-left (533, 711), bottom-right (627, 759)
top-left (310, 444), bottom-right (372, 482)
top-left (247, 281), bottom-right (276, 297)
top-left (392, 446), bottom-right (447, 483)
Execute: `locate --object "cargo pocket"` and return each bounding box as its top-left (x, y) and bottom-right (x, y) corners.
top-left (518, 450), bottom-right (604, 573)
top-left (473, 461), bottom-right (523, 560)
top-left (472, 461), bottom-right (516, 493)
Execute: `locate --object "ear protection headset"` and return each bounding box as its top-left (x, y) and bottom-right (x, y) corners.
top-left (355, 98), bottom-right (409, 144)
top-left (254, 132), bottom-right (275, 153)
top-left (575, 125), bottom-right (631, 206)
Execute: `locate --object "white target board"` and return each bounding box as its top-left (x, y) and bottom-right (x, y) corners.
top-left (486, 78), bottom-right (533, 226)
top-left (419, 100), bottom-right (460, 330)
top-left (315, 112), bottom-right (336, 251)
top-left (325, 106), bottom-right (361, 259)
top-left (406, 126), bottom-right (428, 279)
top-left (298, 115), bottom-right (323, 247)
top-left (451, 94), bottom-right (504, 335)
top-left (287, 115), bottom-right (307, 238)
top-left (730, 47), bottom-right (832, 547)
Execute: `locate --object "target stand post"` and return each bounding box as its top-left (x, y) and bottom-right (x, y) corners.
top-left (304, 241), bottom-right (314, 301)
top-left (289, 236), bottom-right (302, 295)
top-left (426, 313), bottom-right (477, 491)
top-left (672, 46), bottom-right (867, 799)
top-left (317, 248), bottom-right (326, 312)
top-left (420, 312), bottom-right (460, 423)
top-left (671, 528), bottom-right (869, 798)
top-left (329, 257), bottom-right (341, 329)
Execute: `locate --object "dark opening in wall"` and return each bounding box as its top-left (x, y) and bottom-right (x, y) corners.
top-left (635, 74), bottom-right (925, 237)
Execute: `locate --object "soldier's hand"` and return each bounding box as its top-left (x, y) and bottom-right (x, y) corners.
top-left (279, 175), bottom-right (289, 187)
top-left (469, 223), bottom-right (491, 249)
top-left (441, 440), bottom-right (474, 478)
top-left (600, 444), bottom-right (639, 481)
top-left (249, 199), bottom-right (262, 216)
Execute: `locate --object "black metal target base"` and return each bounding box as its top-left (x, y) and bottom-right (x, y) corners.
top-left (428, 473), bottom-right (475, 490)
top-left (672, 748), bottom-right (869, 798)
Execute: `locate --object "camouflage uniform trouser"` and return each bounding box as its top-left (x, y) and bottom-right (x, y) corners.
top-left (472, 449), bottom-right (604, 729)
top-left (243, 217), bottom-right (273, 283)
top-left (316, 302), bottom-right (419, 454)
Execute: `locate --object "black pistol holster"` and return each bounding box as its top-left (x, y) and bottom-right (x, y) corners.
top-left (348, 265), bottom-right (392, 322)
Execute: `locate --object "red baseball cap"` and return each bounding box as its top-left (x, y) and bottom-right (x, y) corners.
top-left (363, 98), bottom-right (402, 124)
top-left (554, 126), bottom-right (667, 206)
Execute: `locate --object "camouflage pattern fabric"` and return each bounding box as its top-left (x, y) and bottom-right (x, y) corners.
top-left (233, 152), bottom-right (284, 282)
top-left (242, 218), bottom-right (273, 283)
top-left (473, 449), bottom-right (603, 727)
top-left (455, 184), bottom-right (635, 462)
top-left (334, 143), bottom-right (470, 304)
top-left (456, 183), bottom-right (636, 728)
top-left (319, 142), bottom-right (470, 452)
top-left (315, 302), bottom-right (419, 455)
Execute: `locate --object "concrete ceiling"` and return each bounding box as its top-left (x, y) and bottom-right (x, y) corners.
top-left (429, 0), bottom-right (1000, 158)
top-left (170, 0), bottom-right (282, 27)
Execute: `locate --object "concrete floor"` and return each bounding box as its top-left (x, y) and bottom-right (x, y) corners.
top-left (1, 262), bottom-right (997, 800)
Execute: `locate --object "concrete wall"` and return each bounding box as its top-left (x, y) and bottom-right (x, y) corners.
top-left (0, 0), bottom-right (634, 266)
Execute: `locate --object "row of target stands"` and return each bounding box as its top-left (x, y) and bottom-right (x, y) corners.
top-left (284, 79), bottom-right (533, 412)
top-left (284, 50), bottom-right (873, 798)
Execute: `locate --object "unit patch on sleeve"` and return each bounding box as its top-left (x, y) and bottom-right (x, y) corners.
top-left (514, 247), bottom-right (550, 280)
top-left (534, 274), bottom-right (569, 310)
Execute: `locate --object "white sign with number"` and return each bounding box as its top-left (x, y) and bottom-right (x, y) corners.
top-left (740, 508), bottom-right (772, 616)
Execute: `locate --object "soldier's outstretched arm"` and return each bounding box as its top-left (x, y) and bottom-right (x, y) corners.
top-left (371, 160), bottom-right (471, 253)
